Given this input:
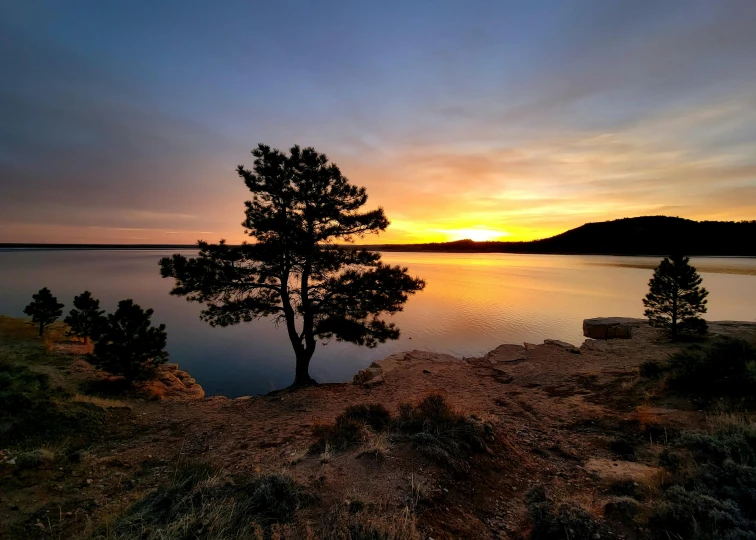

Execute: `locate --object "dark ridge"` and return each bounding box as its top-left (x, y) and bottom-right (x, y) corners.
top-left (347, 216), bottom-right (756, 256)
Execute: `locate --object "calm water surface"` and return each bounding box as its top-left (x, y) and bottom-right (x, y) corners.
top-left (1, 251), bottom-right (754, 397)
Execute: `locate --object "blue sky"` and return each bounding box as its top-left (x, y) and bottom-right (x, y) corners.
top-left (1, 0), bottom-right (755, 243)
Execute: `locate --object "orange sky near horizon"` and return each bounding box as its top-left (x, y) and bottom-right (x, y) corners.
top-left (2, 2), bottom-right (755, 245)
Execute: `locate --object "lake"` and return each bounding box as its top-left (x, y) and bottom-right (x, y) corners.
top-left (1, 250), bottom-right (754, 397)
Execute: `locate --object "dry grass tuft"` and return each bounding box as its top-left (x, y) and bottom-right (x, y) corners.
top-left (72, 393), bottom-right (132, 409)
top-left (317, 504), bottom-right (421, 540)
top-left (357, 432), bottom-right (393, 460)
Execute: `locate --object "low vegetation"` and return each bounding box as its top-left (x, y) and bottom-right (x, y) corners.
top-left (311, 394), bottom-right (493, 471)
top-left (647, 417), bottom-right (756, 539)
top-left (525, 484), bottom-right (605, 540)
top-left (102, 463), bottom-right (305, 540)
top-left (0, 361), bottom-right (104, 446)
top-left (666, 336), bottom-right (756, 396)
top-left (103, 463), bottom-right (420, 540)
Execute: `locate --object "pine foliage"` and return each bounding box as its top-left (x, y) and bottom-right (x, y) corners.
top-left (90, 299), bottom-right (169, 381)
top-left (160, 144), bottom-right (425, 386)
top-left (643, 255), bottom-right (708, 338)
top-left (64, 291), bottom-right (105, 344)
top-left (23, 287), bottom-right (64, 336)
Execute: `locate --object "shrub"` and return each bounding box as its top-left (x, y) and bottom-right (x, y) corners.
top-left (312, 403), bottom-right (392, 453)
top-left (109, 463), bottom-right (305, 539)
top-left (649, 485), bottom-right (754, 539)
top-left (312, 415), bottom-right (370, 453)
top-left (646, 423), bottom-right (756, 538)
top-left (310, 395), bottom-right (492, 471)
top-left (639, 359), bottom-right (665, 379)
top-left (525, 484), bottom-right (603, 540)
top-left (90, 299), bottom-right (169, 381)
top-left (394, 394), bottom-right (493, 471)
top-left (667, 337), bottom-right (756, 395)
top-left (342, 403), bottom-right (392, 431)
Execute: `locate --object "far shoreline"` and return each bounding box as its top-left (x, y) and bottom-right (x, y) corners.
top-left (2, 244), bottom-right (756, 258)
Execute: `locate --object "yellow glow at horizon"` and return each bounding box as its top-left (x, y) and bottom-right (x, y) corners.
top-left (440, 228), bottom-right (511, 242)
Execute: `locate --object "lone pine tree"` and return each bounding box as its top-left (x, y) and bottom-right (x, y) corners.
top-left (64, 291), bottom-right (106, 344)
top-left (643, 255), bottom-right (709, 338)
top-left (160, 144), bottom-right (425, 387)
top-left (91, 299), bottom-right (169, 381)
top-left (23, 287), bottom-right (64, 336)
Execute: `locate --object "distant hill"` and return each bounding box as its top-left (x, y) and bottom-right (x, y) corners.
top-left (354, 217), bottom-right (756, 256)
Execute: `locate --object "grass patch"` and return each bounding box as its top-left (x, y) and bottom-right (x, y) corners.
top-left (104, 463), bottom-right (306, 540)
top-left (0, 361), bottom-right (104, 446)
top-left (318, 504), bottom-right (420, 540)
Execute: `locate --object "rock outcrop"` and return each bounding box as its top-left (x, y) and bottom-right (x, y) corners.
top-left (148, 363), bottom-right (205, 400)
top-left (483, 344), bottom-right (527, 364)
top-left (582, 317), bottom-right (643, 339)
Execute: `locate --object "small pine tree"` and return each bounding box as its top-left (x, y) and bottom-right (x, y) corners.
top-left (64, 291), bottom-right (106, 344)
top-left (643, 255), bottom-right (709, 338)
top-left (23, 287), bottom-right (64, 336)
top-left (90, 299), bottom-right (169, 381)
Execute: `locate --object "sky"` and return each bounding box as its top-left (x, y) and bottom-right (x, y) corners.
top-left (1, 0), bottom-right (755, 244)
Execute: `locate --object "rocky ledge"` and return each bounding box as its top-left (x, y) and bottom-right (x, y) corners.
top-left (146, 363), bottom-right (205, 400)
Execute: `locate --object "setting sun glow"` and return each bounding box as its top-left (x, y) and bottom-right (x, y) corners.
top-left (442, 228), bottom-right (511, 242)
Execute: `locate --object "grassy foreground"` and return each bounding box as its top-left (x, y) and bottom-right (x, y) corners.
top-left (2, 315), bottom-right (756, 539)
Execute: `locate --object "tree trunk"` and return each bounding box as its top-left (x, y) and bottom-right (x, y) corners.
top-left (39, 322), bottom-right (44, 336)
top-left (292, 349), bottom-right (316, 387)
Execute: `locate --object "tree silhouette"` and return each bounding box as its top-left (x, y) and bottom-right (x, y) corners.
top-left (160, 144), bottom-right (425, 387)
top-left (90, 299), bottom-right (169, 381)
top-left (23, 287), bottom-right (64, 336)
top-left (643, 255), bottom-right (709, 338)
top-left (64, 291), bottom-right (106, 344)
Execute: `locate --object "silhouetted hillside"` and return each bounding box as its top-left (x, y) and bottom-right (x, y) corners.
top-left (355, 217), bottom-right (756, 256)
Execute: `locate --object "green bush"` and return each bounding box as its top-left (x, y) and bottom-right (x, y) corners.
top-left (667, 337), bottom-right (756, 395)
